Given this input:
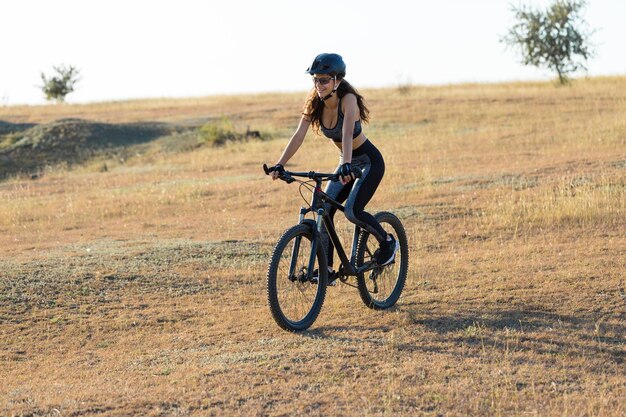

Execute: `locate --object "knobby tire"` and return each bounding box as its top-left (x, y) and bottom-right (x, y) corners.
top-left (267, 224), bottom-right (328, 331)
top-left (355, 211), bottom-right (409, 309)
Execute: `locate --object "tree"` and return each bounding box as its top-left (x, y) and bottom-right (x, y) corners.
top-left (502, 0), bottom-right (595, 84)
top-left (40, 65), bottom-right (80, 102)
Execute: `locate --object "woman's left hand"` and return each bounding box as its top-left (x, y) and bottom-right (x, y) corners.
top-left (339, 162), bottom-right (355, 185)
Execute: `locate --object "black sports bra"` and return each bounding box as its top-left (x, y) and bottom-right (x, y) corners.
top-left (320, 98), bottom-right (362, 142)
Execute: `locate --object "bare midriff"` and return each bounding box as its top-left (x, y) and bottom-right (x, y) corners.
top-left (331, 131), bottom-right (367, 152)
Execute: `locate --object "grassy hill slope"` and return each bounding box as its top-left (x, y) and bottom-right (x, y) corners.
top-left (0, 77), bottom-right (624, 416)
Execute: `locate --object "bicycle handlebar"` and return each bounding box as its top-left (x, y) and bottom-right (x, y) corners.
top-left (262, 164), bottom-right (361, 183)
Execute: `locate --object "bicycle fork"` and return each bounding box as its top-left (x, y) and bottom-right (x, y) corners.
top-left (288, 207), bottom-right (324, 281)
top-left (307, 208), bottom-right (325, 279)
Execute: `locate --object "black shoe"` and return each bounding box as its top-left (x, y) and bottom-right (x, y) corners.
top-left (375, 235), bottom-right (399, 266)
top-left (311, 268), bottom-right (338, 286)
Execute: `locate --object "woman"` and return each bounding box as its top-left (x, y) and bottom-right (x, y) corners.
top-left (269, 53), bottom-right (397, 282)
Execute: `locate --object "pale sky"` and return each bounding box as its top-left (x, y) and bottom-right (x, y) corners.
top-left (1, 0), bottom-right (624, 105)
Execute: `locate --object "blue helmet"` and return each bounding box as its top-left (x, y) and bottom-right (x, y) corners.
top-left (306, 53), bottom-right (346, 78)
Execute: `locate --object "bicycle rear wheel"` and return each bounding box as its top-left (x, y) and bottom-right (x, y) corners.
top-left (267, 224), bottom-right (328, 331)
top-left (355, 211), bottom-right (409, 309)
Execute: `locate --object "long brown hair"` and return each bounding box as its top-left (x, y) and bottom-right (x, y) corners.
top-left (303, 79), bottom-right (370, 135)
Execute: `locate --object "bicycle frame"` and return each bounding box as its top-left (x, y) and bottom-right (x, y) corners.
top-left (292, 175), bottom-right (377, 280)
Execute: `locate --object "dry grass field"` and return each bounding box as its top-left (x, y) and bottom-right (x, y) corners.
top-left (0, 76), bottom-right (624, 416)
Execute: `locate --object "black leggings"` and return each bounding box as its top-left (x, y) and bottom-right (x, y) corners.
top-left (321, 140), bottom-right (387, 267)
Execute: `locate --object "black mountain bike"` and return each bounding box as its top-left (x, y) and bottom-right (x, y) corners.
top-left (263, 164), bottom-right (409, 332)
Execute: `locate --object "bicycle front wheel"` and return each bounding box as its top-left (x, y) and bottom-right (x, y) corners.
top-left (355, 211), bottom-right (409, 309)
top-left (267, 224), bottom-right (328, 331)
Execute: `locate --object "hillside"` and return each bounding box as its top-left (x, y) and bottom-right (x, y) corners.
top-left (0, 77), bottom-right (624, 416)
top-left (0, 119), bottom-right (178, 180)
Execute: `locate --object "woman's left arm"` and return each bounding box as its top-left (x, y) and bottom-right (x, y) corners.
top-left (340, 93), bottom-right (359, 164)
top-left (338, 93), bottom-right (359, 184)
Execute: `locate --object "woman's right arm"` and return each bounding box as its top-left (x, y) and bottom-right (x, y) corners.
top-left (272, 117), bottom-right (311, 180)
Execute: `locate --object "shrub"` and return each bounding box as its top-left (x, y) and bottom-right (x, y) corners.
top-left (199, 117), bottom-right (238, 146)
top-left (40, 65), bottom-right (81, 102)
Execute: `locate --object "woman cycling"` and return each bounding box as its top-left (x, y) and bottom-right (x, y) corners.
top-left (269, 53), bottom-right (398, 283)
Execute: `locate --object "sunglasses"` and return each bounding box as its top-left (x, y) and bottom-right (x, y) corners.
top-left (312, 76), bottom-right (334, 86)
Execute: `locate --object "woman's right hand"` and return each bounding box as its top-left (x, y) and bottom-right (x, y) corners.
top-left (270, 163), bottom-right (285, 181)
